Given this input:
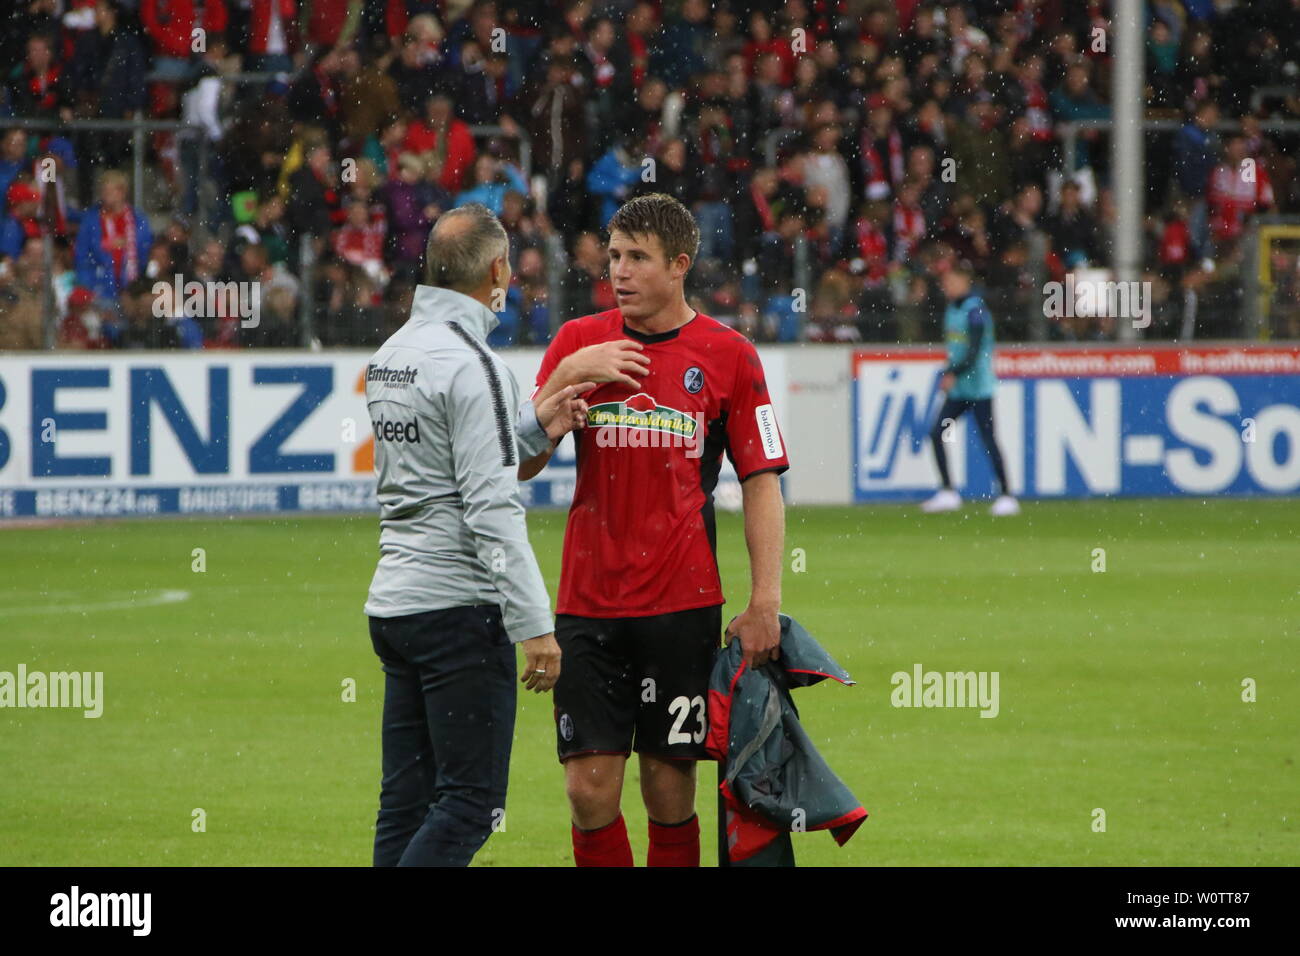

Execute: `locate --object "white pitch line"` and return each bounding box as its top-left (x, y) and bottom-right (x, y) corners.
top-left (0, 589), bottom-right (192, 616)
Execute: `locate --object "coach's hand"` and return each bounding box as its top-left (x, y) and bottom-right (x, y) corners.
top-left (559, 339), bottom-right (650, 389)
top-left (520, 633), bottom-right (561, 693)
top-left (727, 603), bottom-right (781, 670)
top-left (536, 382), bottom-right (595, 441)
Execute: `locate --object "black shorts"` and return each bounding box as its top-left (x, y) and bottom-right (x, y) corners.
top-left (553, 605), bottom-right (722, 762)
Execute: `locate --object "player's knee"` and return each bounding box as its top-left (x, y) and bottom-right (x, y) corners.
top-left (565, 764), bottom-right (621, 823)
top-left (640, 759), bottom-right (696, 820)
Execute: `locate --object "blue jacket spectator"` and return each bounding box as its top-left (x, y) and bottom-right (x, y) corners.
top-left (453, 158), bottom-right (529, 216)
top-left (650, 1), bottom-right (710, 88)
top-left (74, 173), bottom-right (153, 299)
top-left (1172, 109), bottom-right (1220, 198)
top-left (586, 145), bottom-right (642, 227)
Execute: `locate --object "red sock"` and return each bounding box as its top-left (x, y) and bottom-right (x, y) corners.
top-left (572, 813), bottom-right (634, 867)
top-left (647, 814), bottom-right (700, 867)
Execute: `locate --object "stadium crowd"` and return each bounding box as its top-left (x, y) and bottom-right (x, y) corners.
top-left (1, 0), bottom-right (1298, 351)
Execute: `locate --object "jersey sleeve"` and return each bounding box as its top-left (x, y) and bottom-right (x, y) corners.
top-left (725, 338), bottom-right (790, 482)
top-left (533, 318), bottom-right (581, 398)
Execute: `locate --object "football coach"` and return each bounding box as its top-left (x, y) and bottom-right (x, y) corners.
top-left (363, 203), bottom-right (591, 866)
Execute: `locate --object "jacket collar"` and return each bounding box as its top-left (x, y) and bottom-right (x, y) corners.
top-left (409, 284), bottom-right (500, 341)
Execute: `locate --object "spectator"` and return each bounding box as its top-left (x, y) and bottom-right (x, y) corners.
top-left (140, 0), bottom-right (228, 83)
top-left (117, 277), bottom-right (181, 348)
top-left (454, 153), bottom-right (528, 216)
top-left (860, 95), bottom-right (906, 201)
top-left (247, 0), bottom-right (297, 75)
top-left (382, 152), bottom-right (440, 265)
top-left (562, 230), bottom-right (614, 316)
top-left (74, 169), bottom-right (152, 299)
top-left (58, 286), bottom-right (109, 349)
top-left (990, 183), bottom-right (1044, 254)
top-left (1208, 135), bottom-right (1275, 253)
top-left (0, 131), bottom-right (30, 207)
top-left (404, 93), bottom-right (476, 194)
top-left (0, 253), bottom-right (45, 350)
top-left (333, 198), bottom-right (387, 283)
top-left (891, 178), bottom-right (928, 266)
top-left (341, 40), bottom-right (401, 148)
top-left (70, 0), bottom-right (149, 179)
top-left (1171, 100), bottom-right (1220, 256)
top-left (586, 137), bottom-right (642, 228)
top-left (517, 55), bottom-right (586, 184)
top-left (947, 100), bottom-right (1012, 208)
top-left (1, 181), bottom-right (44, 262)
top-left (286, 131), bottom-right (342, 254)
top-left (299, 0), bottom-right (363, 51)
top-left (388, 23), bottom-right (447, 114)
top-left (803, 123), bottom-right (852, 251)
top-left (8, 33), bottom-right (73, 120)
top-left (1045, 180), bottom-right (1101, 268)
top-left (1049, 62), bottom-right (1111, 174)
top-left (652, 0), bottom-right (710, 88)
top-left (290, 48), bottom-right (347, 142)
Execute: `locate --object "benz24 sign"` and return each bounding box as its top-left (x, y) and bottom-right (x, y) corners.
top-left (0, 352), bottom-right (580, 520)
top-left (853, 345), bottom-right (1300, 500)
top-left (0, 349), bottom-right (787, 519)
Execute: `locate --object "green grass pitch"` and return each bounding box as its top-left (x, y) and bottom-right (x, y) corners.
top-left (1, 498), bottom-right (1295, 866)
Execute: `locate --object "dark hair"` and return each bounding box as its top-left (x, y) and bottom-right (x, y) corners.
top-left (606, 192), bottom-right (701, 264)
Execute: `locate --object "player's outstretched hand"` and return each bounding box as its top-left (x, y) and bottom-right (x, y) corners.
top-left (520, 633), bottom-right (561, 693)
top-left (536, 382), bottom-right (595, 442)
top-left (560, 339), bottom-right (651, 389)
top-left (727, 603), bottom-right (782, 670)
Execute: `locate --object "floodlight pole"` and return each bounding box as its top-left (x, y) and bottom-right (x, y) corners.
top-left (1113, 0), bottom-right (1145, 341)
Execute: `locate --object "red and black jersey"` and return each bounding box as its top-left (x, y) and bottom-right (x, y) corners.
top-left (536, 309), bottom-right (789, 619)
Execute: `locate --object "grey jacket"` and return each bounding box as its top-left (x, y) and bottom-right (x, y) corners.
top-left (363, 284), bottom-right (554, 642)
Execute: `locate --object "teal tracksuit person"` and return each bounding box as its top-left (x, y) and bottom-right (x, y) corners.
top-left (922, 263), bottom-right (1018, 515)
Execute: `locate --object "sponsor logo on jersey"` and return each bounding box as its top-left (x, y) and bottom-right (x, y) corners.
top-left (366, 364), bottom-right (418, 386)
top-left (755, 403), bottom-right (783, 459)
top-left (588, 392), bottom-right (700, 439)
top-left (372, 416), bottom-right (421, 443)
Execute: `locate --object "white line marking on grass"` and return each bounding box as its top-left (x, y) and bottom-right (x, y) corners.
top-left (0, 589), bottom-right (192, 616)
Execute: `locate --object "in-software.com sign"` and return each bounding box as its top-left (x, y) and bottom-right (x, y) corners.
top-left (853, 345), bottom-right (1300, 500)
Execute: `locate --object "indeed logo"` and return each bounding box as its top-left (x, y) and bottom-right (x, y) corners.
top-left (372, 417), bottom-right (420, 443)
top-left (367, 364), bottom-right (418, 386)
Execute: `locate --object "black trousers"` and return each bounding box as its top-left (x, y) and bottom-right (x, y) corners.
top-left (368, 605), bottom-right (516, 867)
top-left (929, 396), bottom-right (1010, 496)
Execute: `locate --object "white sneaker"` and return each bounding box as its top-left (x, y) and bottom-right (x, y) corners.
top-left (990, 495), bottom-right (1020, 516)
top-left (920, 489), bottom-right (963, 513)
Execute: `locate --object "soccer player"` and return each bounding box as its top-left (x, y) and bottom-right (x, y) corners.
top-left (528, 193), bottom-right (790, 867)
top-left (921, 260), bottom-right (1019, 516)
